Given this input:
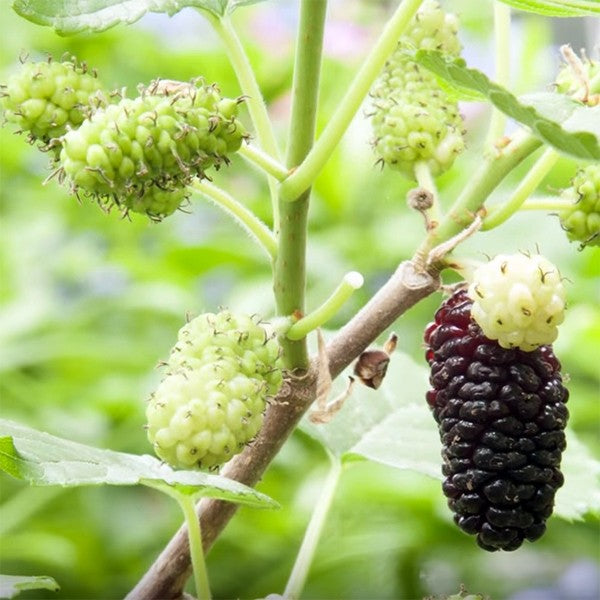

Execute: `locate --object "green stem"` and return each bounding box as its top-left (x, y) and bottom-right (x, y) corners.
top-left (192, 179), bottom-right (277, 259)
top-left (482, 147), bottom-right (559, 230)
top-left (279, 0), bottom-right (424, 203)
top-left (274, 0), bottom-right (328, 370)
top-left (416, 130), bottom-right (542, 258)
top-left (485, 1), bottom-right (511, 148)
top-left (283, 456), bottom-right (342, 600)
top-left (207, 13), bottom-right (282, 225)
top-left (238, 143), bottom-right (289, 181)
top-left (286, 271), bottom-right (364, 341)
top-left (177, 494), bottom-right (211, 600)
top-left (519, 198), bottom-right (573, 212)
top-left (414, 160), bottom-right (441, 225)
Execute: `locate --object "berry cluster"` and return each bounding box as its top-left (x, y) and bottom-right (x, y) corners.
top-left (57, 80), bottom-right (247, 220)
top-left (1, 58), bottom-right (104, 149)
top-left (369, 0), bottom-right (464, 179)
top-left (468, 254), bottom-right (566, 352)
top-left (560, 164), bottom-right (600, 248)
top-left (2, 60), bottom-right (247, 221)
top-left (424, 290), bottom-right (569, 551)
top-left (146, 311), bottom-right (282, 470)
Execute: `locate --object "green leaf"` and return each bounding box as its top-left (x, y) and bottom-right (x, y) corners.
top-left (414, 50), bottom-right (600, 161)
top-left (0, 575), bottom-right (59, 599)
top-left (496, 0), bottom-right (600, 17)
top-left (300, 352), bottom-right (600, 520)
top-left (555, 430), bottom-right (600, 520)
top-left (0, 420), bottom-right (277, 508)
top-left (518, 92), bottom-right (583, 125)
top-left (0, 437), bottom-right (23, 480)
top-left (11, 0), bottom-right (268, 35)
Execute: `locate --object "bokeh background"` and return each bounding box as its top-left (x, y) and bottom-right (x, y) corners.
top-left (0, 1), bottom-right (598, 598)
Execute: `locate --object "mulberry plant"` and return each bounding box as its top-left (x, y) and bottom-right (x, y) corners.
top-left (2, 1), bottom-right (599, 600)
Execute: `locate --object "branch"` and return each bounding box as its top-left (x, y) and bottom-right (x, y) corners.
top-left (125, 260), bottom-right (440, 600)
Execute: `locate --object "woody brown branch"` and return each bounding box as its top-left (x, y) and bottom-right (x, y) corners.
top-left (125, 260), bottom-right (439, 600)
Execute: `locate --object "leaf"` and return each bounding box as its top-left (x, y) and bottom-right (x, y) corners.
top-left (555, 430), bottom-right (600, 520)
top-left (496, 0), bottom-right (600, 17)
top-left (0, 438), bottom-right (22, 480)
top-left (300, 352), bottom-right (600, 520)
top-left (0, 575), bottom-right (59, 599)
top-left (0, 420), bottom-right (277, 508)
top-left (518, 92), bottom-right (583, 125)
top-left (11, 0), bottom-right (268, 35)
top-left (414, 50), bottom-right (600, 161)
top-left (563, 105), bottom-right (600, 140)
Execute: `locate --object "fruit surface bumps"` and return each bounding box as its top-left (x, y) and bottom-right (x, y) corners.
top-left (559, 164), bottom-right (600, 248)
top-left (146, 311), bottom-right (282, 470)
top-left (1, 59), bottom-right (104, 143)
top-left (424, 290), bottom-right (569, 551)
top-left (369, 0), bottom-right (464, 178)
top-left (121, 185), bottom-right (189, 220)
top-left (59, 79), bottom-right (246, 216)
top-left (468, 254), bottom-right (566, 352)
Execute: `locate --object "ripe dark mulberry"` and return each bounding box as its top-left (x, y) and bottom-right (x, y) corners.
top-left (424, 290), bottom-right (569, 551)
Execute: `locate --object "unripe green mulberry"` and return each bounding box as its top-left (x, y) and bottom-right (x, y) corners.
top-left (369, 0), bottom-right (464, 179)
top-left (58, 79), bottom-right (246, 215)
top-left (1, 59), bottom-right (104, 145)
top-left (468, 254), bottom-right (566, 352)
top-left (559, 165), bottom-right (600, 248)
top-left (146, 311), bottom-right (282, 470)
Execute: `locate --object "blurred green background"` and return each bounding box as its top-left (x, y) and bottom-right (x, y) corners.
top-left (0, 1), bottom-right (598, 599)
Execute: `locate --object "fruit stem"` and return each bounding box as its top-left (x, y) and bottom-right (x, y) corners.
top-left (274, 0), bottom-right (328, 370)
top-left (177, 494), bottom-right (212, 600)
top-left (481, 147), bottom-right (559, 230)
top-left (191, 180), bottom-right (278, 259)
top-left (278, 0), bottom-right (425, 203)
top-left (286, 271), bottom-right (364, 341)
top-left (283, 455), bottom-right (342, 600)
top-left (519, 198), bottom-right (574, 212)
top-left (206, 13), bottom-right (282, 228)
top-left (485, 1), bottom-right (511, 149)
top-left (414, 161), bottom-right (442, 227)
top-left (415, 130), bottom-right (542, 258)
top-left (238, 143), bottom-right (289, 181)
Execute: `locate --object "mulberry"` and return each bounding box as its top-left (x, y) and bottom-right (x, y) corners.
top-left (424, 290), bottom-right (569, 551)
top-left (369, 0), bottom-right (464, 178)
top-left (146, 311), bottom-right (282, 470)
top-left (58, 79), bottom-right (246, 217)
top-left (1, 58), bottom-right (104, 148)
top-left (468, 254), bottom-right (566, 352)
top-left (559, 165), bottom-right (600, 248)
